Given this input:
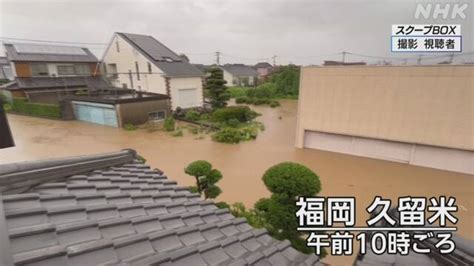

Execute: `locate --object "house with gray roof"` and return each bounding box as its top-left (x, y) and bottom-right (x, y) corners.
top-left (1, 43), bottom-right (106, 104)
top-left (101, 33), bottom-right (205, 110)
top-left (220, 64), bottom-right (258, 87)
top-left (0, 149), bottom-right (321, 265)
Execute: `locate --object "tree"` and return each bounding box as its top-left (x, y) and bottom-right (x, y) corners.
top-left (255, 162), bottom-right (322, 255)
top-left (184, 160), bottom-right (223, 199)
top-left (205, 67), bottom-right (229, 109)
top-left (268, 65), bottom-right (300, 96)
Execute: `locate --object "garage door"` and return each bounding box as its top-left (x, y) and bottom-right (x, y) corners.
top-left (73, 101), bottom-right (118, 127)
top-left (304, 131), bottom-right (412, 163)
top-left (177, 88), bottom-right (198, 108)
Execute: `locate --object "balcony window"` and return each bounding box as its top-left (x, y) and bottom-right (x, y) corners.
top-left (30, 64), bottom-right (49, 76)
top-left (57, 64), bottom-right (91, 76)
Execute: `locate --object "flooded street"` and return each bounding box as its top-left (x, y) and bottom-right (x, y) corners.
top-left (1, 100), bottom-right (472, 264)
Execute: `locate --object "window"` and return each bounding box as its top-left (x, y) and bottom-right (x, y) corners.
top-left (122, 83), bottom-right (128, 89)
top-left (147, 62), bottom-right (152, 74)
top-left (148, 111), bottom-right (166, 121)
top-left (116, 40), bottom-right (120, 52)
top-left (135, 61), bottom-right (140, 80)
top-left (30, 64), bottom-right (49, 76)
top-left (57, 64), bottom-right (91, 76)
top-left (57, 65), bottom-right (75, 76)
top-left (75, 64), bottom-right (91, 75)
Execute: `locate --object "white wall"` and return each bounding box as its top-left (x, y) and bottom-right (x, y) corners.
top-left (222, 69), bottom-right (234, 86)
top-left (102, 35), bottom-right (167, 94)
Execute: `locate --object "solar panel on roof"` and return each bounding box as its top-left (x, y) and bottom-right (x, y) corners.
top-left (13, 43), bottom-right (87, 55)
top-left (125, 34), bottom-right (181, 61)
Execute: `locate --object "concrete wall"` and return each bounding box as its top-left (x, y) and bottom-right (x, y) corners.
top-left (296, 65), bottom-right (474, 174)
top-left (102, 34), bottom-right (203, 110)
top-left (117, 99), bottom-right (170, 127)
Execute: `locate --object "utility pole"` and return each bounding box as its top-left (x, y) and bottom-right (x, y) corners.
top-left (272, 55), bottom-right (277, 66)
top-left (341, 51), bottom-right (347, 63)
top-left (417, 55), bottom-right (423, 65)
top-left (215, 51), bottom-right (220, 66)
top-left (448, 53), bottom-right (455, 64)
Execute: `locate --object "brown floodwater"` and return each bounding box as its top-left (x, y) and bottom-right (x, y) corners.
top-left (1, 100), bottom-right (472, 265)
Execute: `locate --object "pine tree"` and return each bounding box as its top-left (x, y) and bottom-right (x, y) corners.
top-left (205, 67), bottom-right (229, 109)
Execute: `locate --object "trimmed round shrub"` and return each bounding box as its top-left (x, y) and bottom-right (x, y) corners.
top-left (262, 162), bottom-right (321, 197)
top-left (184, 110), bottom-right (200, 121)
top-left (185, 160), bottom-right (212, 177)
top-left (212, 128), bottom-right (242, 144)
top-left (212, 106), bottom-right (258, 123)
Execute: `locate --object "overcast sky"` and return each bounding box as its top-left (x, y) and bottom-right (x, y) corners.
top-left (0, 0), bottom-right (472, 65)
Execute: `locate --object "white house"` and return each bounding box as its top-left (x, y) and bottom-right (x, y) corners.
top-left (220, 64), bottom-right (258, 87)
top-left (101, 32), bottom-right (204, 110)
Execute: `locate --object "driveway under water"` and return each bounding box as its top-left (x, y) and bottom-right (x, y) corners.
top-left (1, 100), bottom-right (472, 264)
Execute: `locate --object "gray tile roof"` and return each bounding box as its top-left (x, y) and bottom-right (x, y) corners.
top-left (4, 43), bottom-right (98, 63)
top-left (117, 33), bottom-right (204, 78)
top-left (4, 77), bottom-right (114, 91)
top-left (221, 64), bottom-right (258, 77)
top-left (0, 149), bottom-right (320, 266)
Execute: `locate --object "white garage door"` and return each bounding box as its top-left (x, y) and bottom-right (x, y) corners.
top-left (177, 88), bottom-right (198, 108)
top-left (304, 131), bottom-right (412, 163)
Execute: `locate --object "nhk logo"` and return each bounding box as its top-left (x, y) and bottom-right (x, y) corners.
top-left (415, 2), bottom-right (469, 19)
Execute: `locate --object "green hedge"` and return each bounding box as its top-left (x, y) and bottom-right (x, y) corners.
top-left (11, 98), bottom-right (61, 119)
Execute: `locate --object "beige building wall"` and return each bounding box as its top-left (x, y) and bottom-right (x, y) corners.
top-left (102, 35), bottom-right (167, 94)
top-left (296, 65), bottom-right (474, 174)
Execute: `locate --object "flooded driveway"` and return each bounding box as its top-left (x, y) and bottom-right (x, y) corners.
top-left (1, 100), bottom-right (472, 264)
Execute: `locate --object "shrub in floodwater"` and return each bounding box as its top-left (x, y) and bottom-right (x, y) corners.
top-left (163, 117), bottom-right (175, 131)
top-left (184, 110), bottom-right (201, 121)
top-left (212, 127), bottom-right (242, 144)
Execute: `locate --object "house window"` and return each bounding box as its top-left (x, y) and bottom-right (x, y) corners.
top-left (75, 64), bottom-right (91, 75)
top-left (57, 64), bottom-right (91, 76)
top-left (122, 83), bottom-right (128, 89)
top-left (30, 63), bottom-right (49, 76)
top-left (135, 61), bottom-right (140, 80)
top-left (57, 65), bottom-right (75, 76)
top-left (148, 111), bottom-right (166, 121)
top-left (116, 40), bottom-right (120, 53)
top-left (147, 62), bottom-right (152, 74)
